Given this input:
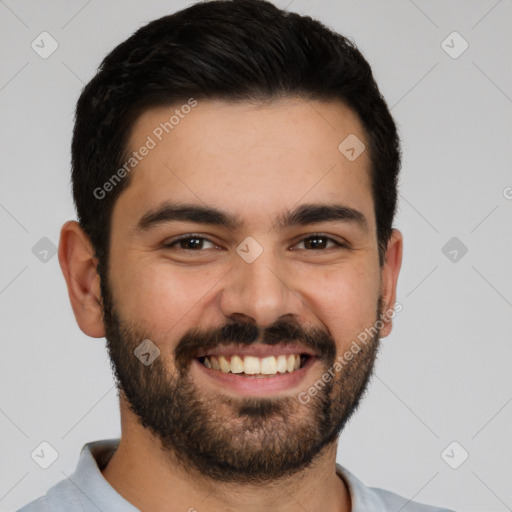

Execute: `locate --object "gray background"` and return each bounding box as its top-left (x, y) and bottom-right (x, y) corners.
top-left (1, 1), bottom-right (511, 511)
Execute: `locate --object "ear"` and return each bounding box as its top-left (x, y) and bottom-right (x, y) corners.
top-left (58, 221), bottom-right (106, 338)
top-left (379, 229), bottom-right (403, 338)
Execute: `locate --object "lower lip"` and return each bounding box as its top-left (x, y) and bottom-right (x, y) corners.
top-left (192, 356), bottom-right (318, 397)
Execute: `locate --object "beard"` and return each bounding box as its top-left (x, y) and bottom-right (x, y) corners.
top-left (100, 270), bottom-right (383, 484)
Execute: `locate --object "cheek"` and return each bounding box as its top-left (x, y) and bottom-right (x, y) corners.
top-left (111, 259), bottom-right (223, 342)
top-left (307, 261), bottom-right (381, 348)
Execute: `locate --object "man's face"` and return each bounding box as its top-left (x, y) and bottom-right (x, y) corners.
top-left (102, 98), bottom-right (386, 483)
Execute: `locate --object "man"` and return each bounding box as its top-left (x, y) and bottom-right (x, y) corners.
top-left (19, 0), bottom-right (453, 510)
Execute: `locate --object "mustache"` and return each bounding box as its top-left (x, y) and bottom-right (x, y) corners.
top-left (174, 317), bottom-right (336, 370)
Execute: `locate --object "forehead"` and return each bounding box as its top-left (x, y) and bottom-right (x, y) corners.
top-left (114, 98), bottom-right (374, 232)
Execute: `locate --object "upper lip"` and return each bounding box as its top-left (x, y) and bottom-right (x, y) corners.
top-left (195, 343), bottom-right (317, 359)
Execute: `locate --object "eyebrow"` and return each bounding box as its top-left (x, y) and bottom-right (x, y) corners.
top-left (135, 201), bottom-right (368, 233)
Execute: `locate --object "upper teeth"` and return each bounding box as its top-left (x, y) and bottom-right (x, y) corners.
top-left (202, 354), bottom-right (302, 375)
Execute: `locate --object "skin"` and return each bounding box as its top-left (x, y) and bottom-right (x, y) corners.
top-left (58, 97), bottom-right (402, 512)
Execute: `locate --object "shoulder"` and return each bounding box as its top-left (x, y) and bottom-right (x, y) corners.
top-left (17, 495), bottom-right (48, 512)
top-left (16, 439), bottom-right (121, 512)
top-left (16, 476), bottom-right (81, 512)
top-left (367, 486), bottom-right (455, 512)
top-left (336, 464), bottom-right (456, 512)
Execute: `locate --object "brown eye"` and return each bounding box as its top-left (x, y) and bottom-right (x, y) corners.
top-left (295, 235), bottom-right (344, 250)
top-left (179, 237), bottom-right (204, 249)
top-left (164, 235), bottom-right (217, 250)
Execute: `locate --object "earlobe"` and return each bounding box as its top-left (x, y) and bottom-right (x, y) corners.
top-left (379, 229), bottom-right (403, 338)
top-left (58, 221), bottom-right (106, 338)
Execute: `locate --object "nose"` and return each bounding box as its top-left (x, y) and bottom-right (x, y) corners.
top-left (218, 243), bottom-right (305, 328)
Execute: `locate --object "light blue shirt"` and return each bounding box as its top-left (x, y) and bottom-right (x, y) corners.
top-left (18, 439), bottom-right (454, 511)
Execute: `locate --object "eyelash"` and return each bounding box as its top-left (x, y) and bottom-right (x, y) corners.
top-left (163, 233), bottom-right (347, 251)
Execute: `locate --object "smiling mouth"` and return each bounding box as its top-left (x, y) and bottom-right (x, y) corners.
top-left (197, 354), bottom-right (312, 377)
